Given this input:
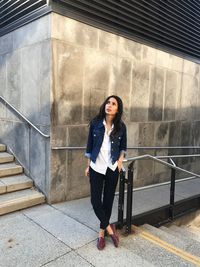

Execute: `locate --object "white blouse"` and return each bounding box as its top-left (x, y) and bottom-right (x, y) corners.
top-left (90, 120), bottom-right (118, 175)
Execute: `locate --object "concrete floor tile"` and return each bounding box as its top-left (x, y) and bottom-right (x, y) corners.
top-left (44, 251), bottom-right (92, 267)
top-left (23, 204), bottom-right (97, 249)
top-left (0, 213), bottom-right (70, 267)
top-left (77, 239), bottom-right (155, 267)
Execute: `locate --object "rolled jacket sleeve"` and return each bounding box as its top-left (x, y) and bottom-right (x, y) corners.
top-left (85, 123), bottom-right (93, 159)
top-left (119, 123), bottom-right (127, 157)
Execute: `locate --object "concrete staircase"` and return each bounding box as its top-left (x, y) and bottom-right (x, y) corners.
top-left (121, 223), bottom-right (200, 266)
top-left (0, 144), bottom-right (45, 215)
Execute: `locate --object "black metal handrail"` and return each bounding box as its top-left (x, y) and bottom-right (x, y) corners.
top-left (0, 96), bottom-right (50, 138)
top-left (118, 154), bottom-right (200, 234)
top-left (51, 146), bottom-right (200, 150)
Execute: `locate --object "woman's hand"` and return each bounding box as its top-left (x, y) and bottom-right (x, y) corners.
top-left (85, 166), bottom-right (90, 177)
top-left (117, 160), bottom-right (123, 172)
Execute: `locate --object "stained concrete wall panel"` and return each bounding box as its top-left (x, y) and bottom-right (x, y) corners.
top-left (84, 88), bottom-right (107, 122)
top-left (50, 150), bottom-right (67, 203)
top-left (30, 128), bottom-right (49, 195)
top-left (21, 45), bottom-right (40, 124)
top-left (118, 36), bottom-right (141, 60)
top-left (0, 120), bottom-right (14, 147)
top-left (156, 50), bottom-right (170, 69)
top-left (148, 67), bottom-right (165, 121)
top-left (180, 75), bottom-right (198, 120)
top-left (163, 71), bottom-right (178, 121)
top-left (131, 62), bottom-right (150, 122)
top-left (174, 73), bottom-right (183, 121)
top-left (169, 121), bottom-right (181, 147)
top-left (180, 121), bottom-right (192, 166)
top-left (183, 59), bottom-right (199, 77)
top-left (52, 41), bottom-right (84, 125)
top-left (153, 122), bottom-right (170, 182)
top-left (138, 123), bottom-right (155, 147)
top-left (127, 122), bottom-right (139, 147)
top-left (66, 150), bottom-right (89, 200)
top-left (51, 126), bottom-right (68, 147)
top-left (83, 50), bottom-right (109, 122)
top-left (154, 122), bottom-right (169, 146)
top-left (99, 30), bottom-right (118, 55)
top-left (169, 55), bottom-right (183, 73)
top-left (13, 15), bottom-right (51, 50)
top-left (110, 57), bottom-right (132, 120)
top-left (0, 54), bottom-right (6, 96)
top-left (11, 122), bottom-right (29, 170)
top-left (190, 121), bottom-right (200, 166)
top-left (136, 123), bottom-right (155, 184)
top-left (0, 54), bottom-right (7, 117)
top-left (142, 45), bottom-right (156, 65)
top-left (191, 121), bottom-right (200, 146)
top-left (0, 32), bottom-right (13, 55)
top-left (6, 50), bottom-right (21, 110)
top-left (153, 149), bottom-right (170, 184)
top-left (68, 125), bottom-right (88, 146)
top-left (136, 159), bottom-right (154, 186)
top-left (52, 13), bottom-right (98, 49)
top-left (194, 77), bottom-right (200, 120)
top-left (39, 40), bottom-right (51, 125)
top-left (2, 50), bottom-right (21, 122)
top-left (168, 120), bottom-right (182, 169)
top-left (0, 103), bottom-right (6, 118)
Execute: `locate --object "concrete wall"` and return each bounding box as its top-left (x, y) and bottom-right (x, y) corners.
top-left (0, 15), bottom-right (51, 197)
top-left (50, 13), bottom-right (200, 202)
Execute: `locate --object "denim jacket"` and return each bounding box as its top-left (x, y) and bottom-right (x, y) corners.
top-left (85, 119), bottom-right (127, 164)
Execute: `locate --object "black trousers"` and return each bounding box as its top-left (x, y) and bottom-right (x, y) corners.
top-left (89, 167), bottom-right (119, 230)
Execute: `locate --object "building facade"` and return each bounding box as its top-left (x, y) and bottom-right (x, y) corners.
top-left (0, 0), bottom-right (200, 202)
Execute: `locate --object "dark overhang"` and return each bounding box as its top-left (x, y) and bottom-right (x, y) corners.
top-left (1, 0), bottom-right (200, 63)
top-left (0, 0), bottom-right (51, 36)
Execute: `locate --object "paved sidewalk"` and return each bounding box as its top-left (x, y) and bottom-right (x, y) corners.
top-left (0, 177), bottom-right (200, 267)
top-left (0, 200), bottom-right (152, 267)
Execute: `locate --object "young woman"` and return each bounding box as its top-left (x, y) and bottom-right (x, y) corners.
top-left (85, 95), bottom-right (127, 250)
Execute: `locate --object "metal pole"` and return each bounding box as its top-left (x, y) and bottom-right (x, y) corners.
top-left (169, 168), bottom-right (176, 220)
top-left (126, 162), bottom-right (134, 234)
top-left (118, 170), bottom-right (125, 229)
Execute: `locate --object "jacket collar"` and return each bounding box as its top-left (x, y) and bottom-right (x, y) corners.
top-left (97, 119), bottom-right (104, 129)
top-left (97, 119), bottom-right (114, 129)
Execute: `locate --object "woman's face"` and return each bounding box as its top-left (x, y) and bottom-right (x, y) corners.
top-left (105, 97), bottom-right (118, 117)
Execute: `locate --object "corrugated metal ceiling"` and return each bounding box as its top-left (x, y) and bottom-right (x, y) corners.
top-left (1, 0), bottom-right (200, 62)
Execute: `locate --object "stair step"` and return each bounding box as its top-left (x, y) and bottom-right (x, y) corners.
top-left (0, 174), bottom-right (33, 194)
top-left (160, 225), bottom-right (200, 257)
top-left (121, 228), bottom-right (197, 267)
top-left (170, 225), bottom-right (200, 242)
top-left (0, 163), bottom-right (23, 177)
top-left (185, 226), bottom-right (200, 237)
top-left (0, 152), bottom-right (14, 163)
top-left (177, 226), bottom-right (200, 243)
top-left (0, 144), bottom-right (6, 152)
top-left (141, 224), bottom-right (200, 258)
top-left (0, 189), bottom-right (45, 215)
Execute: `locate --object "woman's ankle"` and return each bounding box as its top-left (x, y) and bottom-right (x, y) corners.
top-left (106, 225), bottom-right (113, 235)
top-left (99, 229), bottom-right (105, 238)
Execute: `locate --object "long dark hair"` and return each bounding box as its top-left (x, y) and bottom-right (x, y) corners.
top-left (91, 95), bottom-right (124, 135)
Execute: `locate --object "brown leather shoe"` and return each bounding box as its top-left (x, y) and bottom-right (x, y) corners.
top-left (110, 234), bottom-right (119, 247)
top-left (110, 224), bottom-right (119, 247)
top-left (110, 224), bottom-right (118, 235)
top-left (97, 237), bottom-right (105, 250)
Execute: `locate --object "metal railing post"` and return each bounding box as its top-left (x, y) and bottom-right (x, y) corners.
top-left (118, 170), bottom-right (125, 229)
top-left (126, 161), bottom-right (134, 234)
top-left (169, 167), bottom-right (176, 220)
